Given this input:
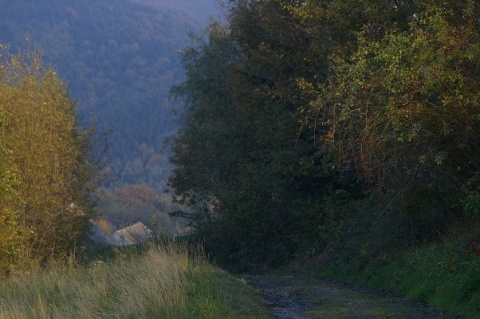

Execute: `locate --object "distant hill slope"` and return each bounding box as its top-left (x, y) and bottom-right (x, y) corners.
top-left (0, 0), bottom-right (222, 188)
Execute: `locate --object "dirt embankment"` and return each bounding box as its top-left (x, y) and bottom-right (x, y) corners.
top-left (245, 275), bottom-right (459, 319)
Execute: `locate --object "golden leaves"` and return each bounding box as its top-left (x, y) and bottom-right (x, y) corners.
top-left (0, 49), bottom-right (95, 274)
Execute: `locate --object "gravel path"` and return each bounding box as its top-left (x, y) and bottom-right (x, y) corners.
top-left (245, 275), bottom-right (459, 319)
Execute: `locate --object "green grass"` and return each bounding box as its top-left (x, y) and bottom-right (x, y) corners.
top-left (297, 236), bottom-right (480, 319)
top-left (0, 244), bottom-right (270, 319)
top-left (369, 243), bottom-right (480, 318)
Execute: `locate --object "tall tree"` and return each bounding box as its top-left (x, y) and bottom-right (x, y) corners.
top-left (170, 0), bottom-right (337, 269)
top-left (0, 49), bottom-right (108, 272)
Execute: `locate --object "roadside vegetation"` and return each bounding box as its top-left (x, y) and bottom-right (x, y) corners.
top-left (170, 0), bottom-right (480, 271)
top-left (274, 217), bottom-right (480, 318)
top-left (2, 1), bottom-right (480, 318)
top-left (0, 244), bottom-right (269, 319)
top-left (0, 48), bottom-right (266, 318)
top-left (0, 48), bottom-right (109, 276)
top-left (311, 226), bottom-right (480, 319)
top-left (169, 0), bottom-right (480, 317)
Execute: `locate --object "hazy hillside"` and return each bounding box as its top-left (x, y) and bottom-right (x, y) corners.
top-left (0, 0), bottom-right (222, 188)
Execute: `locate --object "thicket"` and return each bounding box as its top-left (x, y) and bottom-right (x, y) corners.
top-left (169, 0), bottom-right (480, 271)
top-left (0, 49), bottom-right (107, 276)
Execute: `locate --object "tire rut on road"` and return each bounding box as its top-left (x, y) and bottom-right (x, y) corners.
top-left (245, 275), bottom-right (458, 319)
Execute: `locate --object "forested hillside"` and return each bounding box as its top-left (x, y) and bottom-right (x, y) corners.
top-left (0, 0), bottom-right (222, 229)
top-left (0, 0), bottom-right (220, 184)
top-left (170, 0), bottom-right (480, 272)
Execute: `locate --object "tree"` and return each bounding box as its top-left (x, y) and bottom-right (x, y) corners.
top-left (170, 0), bottom-right (479, 269)
top-left (313, 2), bottom-right (480, 237)
top-left (170, 1), bottom-right (336, 269)
top-left (0, 48), bottom-right (108, 272)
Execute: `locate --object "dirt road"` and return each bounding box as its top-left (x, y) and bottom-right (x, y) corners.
top-left (245, 275), bottom-right (458, 319)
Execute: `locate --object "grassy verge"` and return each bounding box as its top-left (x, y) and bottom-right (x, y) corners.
top-left (284, 234), bottom-right (480, 319)
top-left (0, 244), bottom-right (269, 319)
top-left (361, 243), bottom-right (480, 319)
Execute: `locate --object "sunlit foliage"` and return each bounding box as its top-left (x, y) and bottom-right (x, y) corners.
top-left (0, 49), bottom-right (106, 274)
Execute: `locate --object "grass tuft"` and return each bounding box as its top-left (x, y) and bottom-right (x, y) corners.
top-left (0, 244), bottom-right (269, 319)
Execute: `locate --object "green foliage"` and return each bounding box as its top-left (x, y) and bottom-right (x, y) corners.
top-left (463, 173), bottom-right (480, 217)
top-left (185, 265), bottom-right (270, 318)
top-left (170, 1), bottom-right (337, 270)
top-left (169, 0), bottom-right (421, 270)
top-left (321, 6), bottom-right (480, 181)
top-left (313, 4), bottom-right (480, 233)
top-left (316, 229), bottom-right (480, 319)
top-left (170, 0), bottom-right (480, 279)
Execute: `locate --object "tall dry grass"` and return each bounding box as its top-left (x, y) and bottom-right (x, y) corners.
top-left (0, 245), bottom-right (193, 319)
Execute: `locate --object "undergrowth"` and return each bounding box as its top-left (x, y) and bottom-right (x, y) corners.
top-left (294, 228), bottom-right (480, 319)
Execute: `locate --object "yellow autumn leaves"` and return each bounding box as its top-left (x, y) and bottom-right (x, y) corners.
top-left (0, 49), bottom-right (101, 275)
